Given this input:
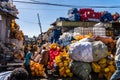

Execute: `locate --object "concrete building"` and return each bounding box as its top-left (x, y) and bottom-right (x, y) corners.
top-left (0, 1), bottom-right (18, 43)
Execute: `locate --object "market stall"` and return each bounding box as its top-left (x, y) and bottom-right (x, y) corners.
top-left (15, 8), bottom-right (120, 80)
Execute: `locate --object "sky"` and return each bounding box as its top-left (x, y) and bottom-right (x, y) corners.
top-left (13, 0), bottom-right (120, 37)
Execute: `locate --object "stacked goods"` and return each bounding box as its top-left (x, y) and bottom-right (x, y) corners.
top-left (55, 49), bottom-right (73, 77)
top-left (67, 8), bottom-right (80, 21)
top-left (70, 61), bottom-right (92, 80)
top-left (100, 11), bottom-right (113, 22)
top-left (18, 30), bottom-right (24, 41)
top-left (78, 8), bottom-right (101, 21)
top-left (79, 8), bottom-right (94, 21)
top-left (11, 20), bottom-right (19, 31)
top-left (30, 60), bottom-right (45, 77)
top-left (91, 36), bottom-right (116, 80)
top-left (73, 33), bottom-right (93, 41)
top-left (59, 32), bottom-right (73, 47)
top-left (92, 52), bottom-right (116, 80)
top-left (14, 30), bottom-right (24, 41)
top-left (74, 22), bottom-right (108, 37)
top-left (69, 36), bottom-right (108, 62)
top-left (92, 41), bottom-right (108, 61)
top-left (94, 36), bottom-right (116, 53)
top-left (69, 40), bottom-right (93, 62)
top-left (49, 28), bottom-right (62, 43)
top-left (112, 12), bottom-right (119, 21)
top-left (68, 33), bottom-right (110, 80)
top-left (48, 43), bottom-right (60, 69)
top-left (11, 20), bottom-right (15, 31)
top-left (55, 8), bottom-right (120, 22)
top-left (10, 20), bottom-right (18, 39)
top-left (10, 19), bottom-right (24, 41)
top-left (93, 23), bottom-right (106, 36)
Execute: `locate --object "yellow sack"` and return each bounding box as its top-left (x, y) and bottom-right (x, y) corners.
top-left (92, 62), bottom-right (101, 73)
top-left (104, 68), bottom-right (110, 73)
top-left (99, 58), bottom-right (107, 64)
top-left (108, 65), bottom-right (116, 72)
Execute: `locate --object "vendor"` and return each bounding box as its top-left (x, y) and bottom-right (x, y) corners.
top-left (24, 47), bottom-right (33, 79)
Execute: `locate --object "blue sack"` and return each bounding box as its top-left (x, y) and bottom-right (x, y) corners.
top-left (68, 8), bottom-right (78, 15)
top-left (68, 13), bottom-right (80, 21)
top-left (105, 13), bottom-right (113, 21)
top-left (52, 28), bottom-right (62, 43)
top-left (59, 36), bottom-right (73, 47)
top-left (56, 17), bottom-right (69, 22)
top-left (100, 12), bottom-right (113, 22)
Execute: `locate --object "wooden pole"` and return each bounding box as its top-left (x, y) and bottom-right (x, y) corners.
top-left (37, 13), bottom-right (42, 40)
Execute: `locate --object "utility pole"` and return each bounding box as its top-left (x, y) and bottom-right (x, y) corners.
top-left (37, 13), bottom-right (42, 40)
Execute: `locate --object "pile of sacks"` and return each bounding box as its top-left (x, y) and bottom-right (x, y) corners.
top-left (56, 8), bottom-right (120, 22)
top-left (28, 32), bottom-right (116, 79)
top-left (67, 33), bottom-right (116, 80)
top-left (58, 32), bottom-right (73, 47)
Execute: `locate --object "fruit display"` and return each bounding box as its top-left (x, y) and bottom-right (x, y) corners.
top-left (92, 52), bottom-right (116, 80)
top-left (10, 19), bottom-right (24, 41)
top-left (30, 60), bottom-right (45, 77)
top-left (73, 33), bottom-right (93, 41)
top-left (55, 49), bottom-right (73, 77)
top-left (48, 43), bottom-right (60, 69)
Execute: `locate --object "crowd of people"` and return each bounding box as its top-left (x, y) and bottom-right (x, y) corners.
top-left (23, 41), bottom-right (49, 79)
top-left (0, 40), bottom-right (50, 80)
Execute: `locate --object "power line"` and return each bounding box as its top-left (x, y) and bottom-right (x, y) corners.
top-left (13, 1), bottom-right (120, 8)
top-left (17, 20), bottom-right (38, 24)
top-left (13, 1), bottom-right (80, 8)
top-left (17, 19), bottom-right (51, 25)
top-left (18, 8), bottom-right (66, 10)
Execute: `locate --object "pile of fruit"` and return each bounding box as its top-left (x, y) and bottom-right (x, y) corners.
top-left (30, 60), bottom-right (45, 77)
top-left (10, 19), bottom-right (24, 41)
top-left (55, 49), bottom-right (73, 77)
top-left (48, 43), bottom-right (60, 69)
top-left (92, 52), bottom-right (116, 80)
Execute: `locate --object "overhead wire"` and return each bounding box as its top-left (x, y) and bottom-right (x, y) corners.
top-left (13, 1), bottom-right (120, 8)
top-left (13, 1), bottom-right (81, 8)
top-left (18, 8), bottom-right (66, 11)
top-left (17, 19), bottom-right (51, 25)
top-left (17, 19), bottom-right (38, 24)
